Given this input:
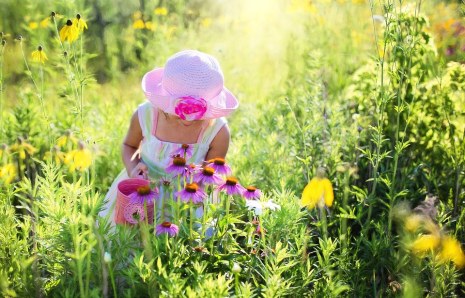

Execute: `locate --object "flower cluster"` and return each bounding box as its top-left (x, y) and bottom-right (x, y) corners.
top-left (125, 144), bottom-right (282, 238)
top-left (59, 13), bottom-right (88, 43)
top-left (394, 197), bottom-right (465, 269)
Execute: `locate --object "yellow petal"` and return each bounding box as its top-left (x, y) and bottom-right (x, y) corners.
top-left (411, 234), bottom-right (440, 256)
top-left (404, 214), bottom-right (423, 232)
top-left (436, 236), bottom-right (465, 268)
top-left (322, 178), bottom-right (334, 207)
top-left (301, 178), bottom-right (324, 210)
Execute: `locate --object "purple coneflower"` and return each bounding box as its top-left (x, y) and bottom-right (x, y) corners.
top-left (194, 166), bottom-right (224, 186)
top-left (186, 163), bottom-right (201, 178)
top-left (155, 221), bottom-right (179, 237)
top-left (242, 186), bottom-right (262, 200)
top-left (171, 144), bottom-right (193, 160)
top-left (128, 185), bottom-right (158, 204)
top-left (166, 156), bottom-right (187, 176)
top-left (207, 158), bottom-right (232, 176)
top-left (176, 182), bottom-right (207, 204)
top-left (218, 177), bottom-right (246, 196)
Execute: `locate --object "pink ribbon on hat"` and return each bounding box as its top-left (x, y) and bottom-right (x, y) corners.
top-left (174, 96), bottom-right (208, 121)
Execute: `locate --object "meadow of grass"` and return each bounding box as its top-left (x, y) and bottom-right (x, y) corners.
top-left (1, 0), bottom-right (465, 297)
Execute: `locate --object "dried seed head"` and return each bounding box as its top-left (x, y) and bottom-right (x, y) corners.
top-left (51, 11), bottom-right (56, 18)
top-left (78, 140), bottom-right (86, 150)
top-left (63, 51), bottom-right (68, 56)
top-left (76, 13), bottom-right (81, 20)
top-left (37, 45), bottom-right (43, 51)
top-left (16, 35), bottom-right (23, 41)
top-left (66, 19), bottom-right (72, 26)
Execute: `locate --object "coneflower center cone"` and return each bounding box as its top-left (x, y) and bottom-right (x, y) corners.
top-left (213, 158), bottom-right (226, 165)
top-left (226, 177), bottom-right (238, 186)
top-left (161, 221), bottom-right (172, 228)
top-left (202, 167), bottom-right (215, 176)
top-left (246, 186), bottom-right (256, 192)
top-left (182, 144), bottom-right (189, 150)
top-left (136, 185), bottom-right (151, 195)
top-left (185, 183), bottom-right (199, 193)
top-left (173, 156), bottom-right (186, 166)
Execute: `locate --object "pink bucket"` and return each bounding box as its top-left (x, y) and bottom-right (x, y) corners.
top-left (114, 178), bottom-right (155, 225)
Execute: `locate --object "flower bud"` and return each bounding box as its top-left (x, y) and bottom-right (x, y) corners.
top-left (103, 252), bottom-right (112, 263)
top-left (231, 263), bottom-right (241, 274)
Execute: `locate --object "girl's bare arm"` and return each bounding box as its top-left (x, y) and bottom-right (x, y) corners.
top-left (122, 111), bottom-right (147, 177)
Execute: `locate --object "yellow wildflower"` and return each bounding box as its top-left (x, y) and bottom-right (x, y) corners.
top-left (436, 236), bottom-right (465, 268)
top-left (411, 234), bottom-right (440, 256)
top-left (145, 21), bottom-right (157, 31)
top-left (0, 163), bottom-right (16, 185)
top-left (44, 146), bottom-right (66, 165)
top-left (40, 17), bottom-right (50, 28)
top-left (133, 19), bottom-right (145, 29)
top-left (10, 138), bottom-right (37, 160)
top-left (28, 22), bottom-right (38, 29)
top-left (73, 14), bottom-right (88, 32)
top-left (64, 141), bottom-right (92, 172)
top-left (59, 19), bottom-right (79, 43)
top-left (132, 11), bottom-right (142, 20)
top-left (301, 167), bottom-right (334, 210)
top-left (31, 45), bottom-right (48, 64)
top-left (154, 7), bottom-right (168, 16)
top-left (200, 18), bottom-right (212, 28)
top-left (404, 214), bottom-right (423, 232)
top-left (56, 130), bottom-right (78, 148)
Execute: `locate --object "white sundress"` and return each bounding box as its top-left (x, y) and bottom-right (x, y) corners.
top-left (99, 101), bottom-right (227, 226)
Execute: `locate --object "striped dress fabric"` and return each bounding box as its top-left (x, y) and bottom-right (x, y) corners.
top-left (98, 101), bottom-right (227, 225)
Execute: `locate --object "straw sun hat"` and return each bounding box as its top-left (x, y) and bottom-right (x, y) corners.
top-left (141, 50), bottom-right (238, 121)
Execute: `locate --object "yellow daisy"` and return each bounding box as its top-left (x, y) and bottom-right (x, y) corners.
top-left (31, 45), bottom-right (48, 64)
top-left (145, 21), bottom-right (157, 31)
top-left (59, 19), bottom-right (79, 43)
top-left (0, 163), bottom-right (16, 185)
top-left (10, 139), bottom-right (37, 160)
top-left (154, 7), bottom-right (168, 16)
top-left (28, 22), bottom-right (39, 30)
top-left (44, 146), bottom-right (66, 165)
top-left (73, 14), bottom-right (88, 32)
top-left (56, 130), bottom-right (78, 148)
top-left (404, 214), bottom-right (423, 232)
top-left (133, 19), bottom-right (145, 29)
top-left (411, 234), bottom-right (440, 256)
top-left (40, 17), bottom-right (50, 28)
top-left (64, 141), bottom-right (92, 172)
top-left (436, 236), bottom-right (465, 268)
top-left (301, 167), bottom-right (334, 210)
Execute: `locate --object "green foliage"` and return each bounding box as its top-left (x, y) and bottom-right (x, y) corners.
top-left (1, 0), bottom-right (465, 297)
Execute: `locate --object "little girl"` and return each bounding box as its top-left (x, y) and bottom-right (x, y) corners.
top-left (99, 50), bottom-right (238, 225)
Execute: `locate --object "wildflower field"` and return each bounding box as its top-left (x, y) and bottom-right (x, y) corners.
top-left (1, 0), bottom-right (465, 297)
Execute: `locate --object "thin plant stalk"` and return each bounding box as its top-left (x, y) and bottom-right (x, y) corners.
top-left (366, 0), bottom-right (392, 222)
top-left (0, 40), bottom-right (5, 129)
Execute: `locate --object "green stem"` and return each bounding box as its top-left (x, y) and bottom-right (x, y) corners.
top-left (0, 42), bottom-right (4, 130)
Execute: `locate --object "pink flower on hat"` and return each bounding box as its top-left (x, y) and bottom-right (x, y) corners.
top-left (174, 96), bottom-right (207, 121)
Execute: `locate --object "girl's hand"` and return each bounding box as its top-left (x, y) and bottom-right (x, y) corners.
top-left (129, 162), bottom-right (148, 179)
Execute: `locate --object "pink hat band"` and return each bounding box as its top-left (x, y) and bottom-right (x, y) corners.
top-left (142, 50), bottom-right (238, 120)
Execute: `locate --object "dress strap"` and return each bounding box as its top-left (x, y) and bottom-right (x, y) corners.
top-left (137, 101), bottom-right (153, 138)
top-left (200, 117), bottom-right (227, 145)
top-left (196, 120), bottom-right (212, 143)
top-left (151, 107), bottom-right (159, 136)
